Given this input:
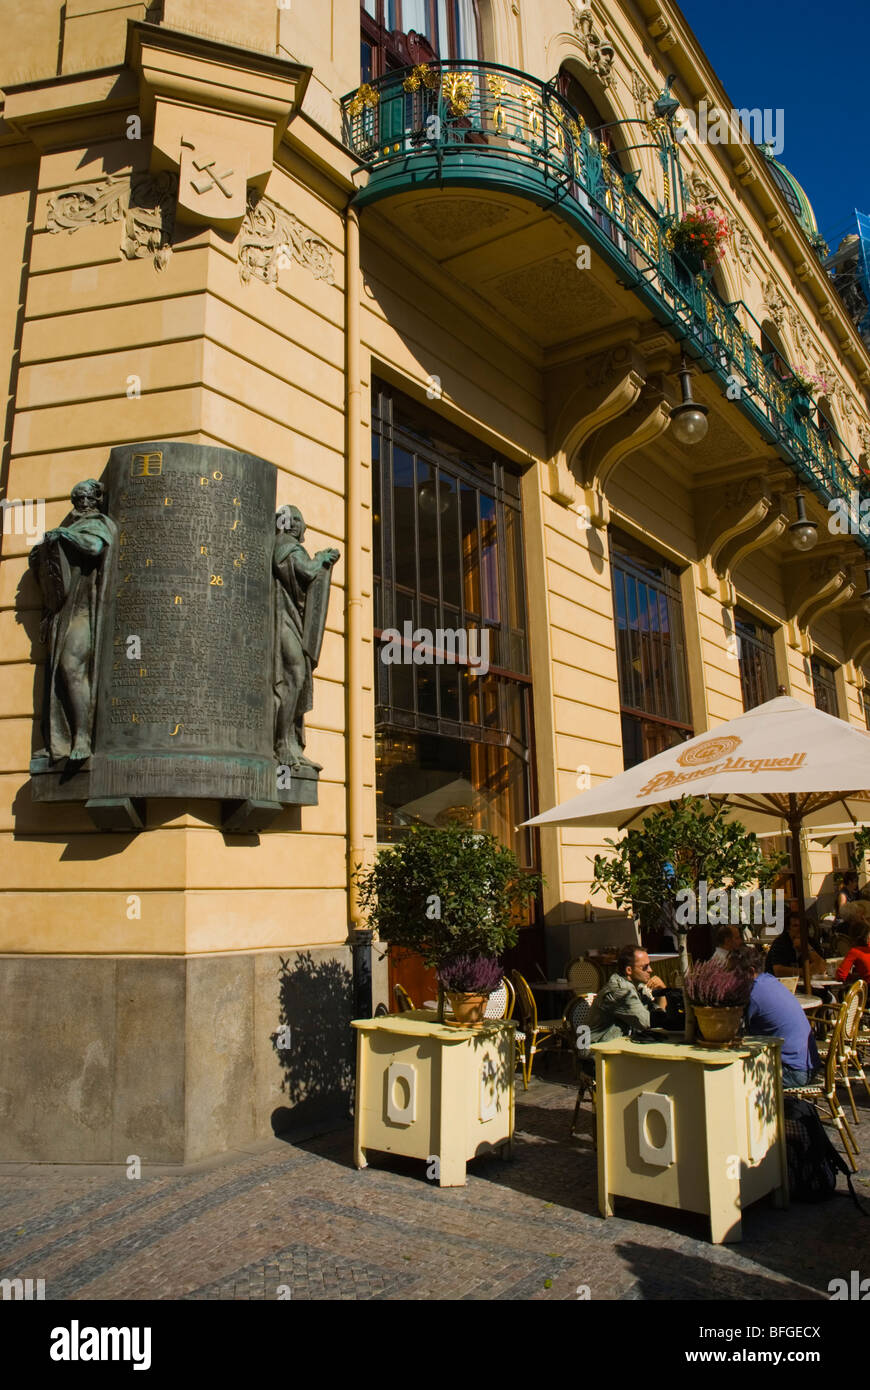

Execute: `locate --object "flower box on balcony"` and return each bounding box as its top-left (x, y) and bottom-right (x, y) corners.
top-left (791, 390), bottom-right (814, 421)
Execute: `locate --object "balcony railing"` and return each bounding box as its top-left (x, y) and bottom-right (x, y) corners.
top-left (342, 61), bottom-right (870, 546)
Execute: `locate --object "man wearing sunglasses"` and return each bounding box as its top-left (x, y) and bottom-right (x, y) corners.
top-left (588, 944), bottom-right (669, 1044)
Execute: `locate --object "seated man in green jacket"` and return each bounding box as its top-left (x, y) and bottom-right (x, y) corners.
top-left (588, 943), bottom-right (668, 1043)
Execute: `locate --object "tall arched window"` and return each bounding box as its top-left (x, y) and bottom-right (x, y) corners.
top-left (557, 68), bottom-right (624, 171)
top-left (760, 325), bottom-right (790, 382)
top-left (817, 397), bottom-right (842, 457)
top-left (361, 0), bottom-right (480, 81)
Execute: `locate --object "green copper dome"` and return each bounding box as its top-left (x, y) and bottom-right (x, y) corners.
top-left (760, 145), bottom-right (824, 247)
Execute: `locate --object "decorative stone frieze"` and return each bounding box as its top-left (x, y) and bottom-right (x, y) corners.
top-left (239, 192), bottom-right (335, 287)
top-left (45, 173), bottom-right (333, 288)
top-left (46, 170), bottom-right (178, 272)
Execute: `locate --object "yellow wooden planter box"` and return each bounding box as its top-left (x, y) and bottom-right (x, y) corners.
top-left (593, 1035), bottom-right (788, 1243)
top-left (352, 1011), bottom-right (516, 1186)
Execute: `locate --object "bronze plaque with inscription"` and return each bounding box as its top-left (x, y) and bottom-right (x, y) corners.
top-left (89, 441), bottom-right (278, 803)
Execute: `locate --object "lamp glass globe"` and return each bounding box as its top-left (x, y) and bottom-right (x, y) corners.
top-left (670, 407), bottom-right (709, 444)
top-left (789, 522), bottom-right (818, 551)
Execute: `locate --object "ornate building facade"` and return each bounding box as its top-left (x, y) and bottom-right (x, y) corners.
top-left (1, 0), bottom-right (869, 1161)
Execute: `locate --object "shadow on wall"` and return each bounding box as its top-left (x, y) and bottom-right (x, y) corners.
top-left (270, 950), bottom-right (355, 1139)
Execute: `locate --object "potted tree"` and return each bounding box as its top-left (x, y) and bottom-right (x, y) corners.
top-left (685, 956), bottom-right (754, 1045)
top-left (355, 821), bottom-right (541, 1023)
top-left (591, 796), bottom-right (785, 1036)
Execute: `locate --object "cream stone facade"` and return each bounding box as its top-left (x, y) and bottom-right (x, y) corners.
top-left (1, 0), bottom-right (869, 1162)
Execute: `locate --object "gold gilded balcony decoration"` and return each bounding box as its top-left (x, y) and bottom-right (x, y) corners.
top-left (442, 71), bottom-right (474, 117)
top-left (403, 64), bottom-right (440, 93)
top-left (347, 82), bottom-right (380, 118)
top-left (520, 84), bottom-right (541, 138)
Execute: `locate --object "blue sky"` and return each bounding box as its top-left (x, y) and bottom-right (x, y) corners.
top-left (676, 0), bottom-right (869, 251)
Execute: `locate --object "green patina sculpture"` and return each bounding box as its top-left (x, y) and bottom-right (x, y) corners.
top-left (29, 479), bottom-right (117, 762)
top-left (273, 505), bottom-right (339, 770)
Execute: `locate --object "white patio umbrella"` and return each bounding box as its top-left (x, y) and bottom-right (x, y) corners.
top-left (524, 694), bottom-right (870, 993)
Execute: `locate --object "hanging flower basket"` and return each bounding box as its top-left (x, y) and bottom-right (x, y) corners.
top-left (791, 390), bottom-right (814, 421)
top-left (789, 368), bottom-right (830, 420)
top-left (668, 204), bottom-right (730, 273)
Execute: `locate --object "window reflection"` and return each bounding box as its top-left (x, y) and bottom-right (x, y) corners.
top-left (371, 380), bottom-right (534, 863)
top-left (610, 528), bottom-right (693, 768)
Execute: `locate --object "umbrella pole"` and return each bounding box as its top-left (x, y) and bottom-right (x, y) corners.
top-left (788, 801), bottom-right (813, 997)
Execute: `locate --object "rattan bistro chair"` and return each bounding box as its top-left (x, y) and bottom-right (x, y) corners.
top-left (838, 981), bottom-right (870, 1123)
top-left (484, 976), bottom-right (514, 1020)
top-left (563, 993), bottom-right (596, 1138)
top-left (393, 983), bottom-right (415, 1013)
top-left (566, 957), bottom-right (602, 995)
top-left (784, 1007), bottom-right (859, 1171)
top-left (511, 970), bottom-right (563, 1090)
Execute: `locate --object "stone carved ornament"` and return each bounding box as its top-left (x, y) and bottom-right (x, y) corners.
top-left (689, 170), bottom-right (719, 208)
top-left (631, 69), bottom-right (653, 118)
top-left (46, 172), bottom-right (177, 271)
top-left (573, 9), bottom-right (617, 88)
top-left (762, 277), bottom-right (788, 331)
top-left (238, 192), bottom-right (335, 287)
top-left (733, 222), bottom-right (753, 275)
top-left (45, 173), bottom-right (335, 288)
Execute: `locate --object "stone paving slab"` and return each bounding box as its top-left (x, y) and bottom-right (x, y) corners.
top-left (1, 1061), bottom-right (868, 1301)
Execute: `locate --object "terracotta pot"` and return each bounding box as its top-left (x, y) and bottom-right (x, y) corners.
top-left (692, 1004), bottom-right (744, 1044)
top-left (445, 990), bottom-right (489, 1026)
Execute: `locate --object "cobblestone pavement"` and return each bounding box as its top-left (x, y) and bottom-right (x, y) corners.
top-left (2, 1059), bottom-right (869, 1301)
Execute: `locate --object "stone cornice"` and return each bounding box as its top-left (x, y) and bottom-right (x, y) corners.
top-left (128, 22), bottom-right (310, 156)
top-left (2, 67), bottom-right (139, 150)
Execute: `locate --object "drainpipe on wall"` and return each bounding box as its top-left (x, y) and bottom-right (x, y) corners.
top-left (345, 203), bottom-right (371, 1017)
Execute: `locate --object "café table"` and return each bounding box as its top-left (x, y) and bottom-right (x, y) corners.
top-left (795, 995), bottom-right (823, 1011)
top-left (811, 977), bottom-right (845, 992)
top-left (529, 979), bottom-right (571, 992)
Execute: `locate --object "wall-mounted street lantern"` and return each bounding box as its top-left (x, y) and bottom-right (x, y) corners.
top-left (788, 489), bottom-right (819, 551)
top-left (669, 355), bottom-right (709, 445)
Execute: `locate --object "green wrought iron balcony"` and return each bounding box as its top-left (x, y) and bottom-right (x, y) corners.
top-left (342, 61), bottom-right (869, 549)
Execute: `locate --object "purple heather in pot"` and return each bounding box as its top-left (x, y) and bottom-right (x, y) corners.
top-left (437, 954), bottom-right (504, 995)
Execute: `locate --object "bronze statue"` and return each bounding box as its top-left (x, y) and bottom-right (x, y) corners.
top-left (272, 505), bottom-right (339, 770)
top-left (29, 479), bottom-right (116, 762)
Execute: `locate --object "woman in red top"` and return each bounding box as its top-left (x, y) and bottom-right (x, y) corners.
top-left (836, 924), bottom-right (870, 984)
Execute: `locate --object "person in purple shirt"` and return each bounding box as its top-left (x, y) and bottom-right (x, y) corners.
top-left (733, 946), bottom-right (820, 1087)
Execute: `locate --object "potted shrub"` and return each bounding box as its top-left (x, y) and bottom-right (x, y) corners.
top-left (355, 822), bottom-right (541, 1022)
top-left (592, 797), bottom-right (785, 1039)
top-left (668, 204), bottom-right (730, 274)
top-left (684, 957), bottom-right (754, 1045)
top-left (437, 953), bottom-right (504, 1026)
